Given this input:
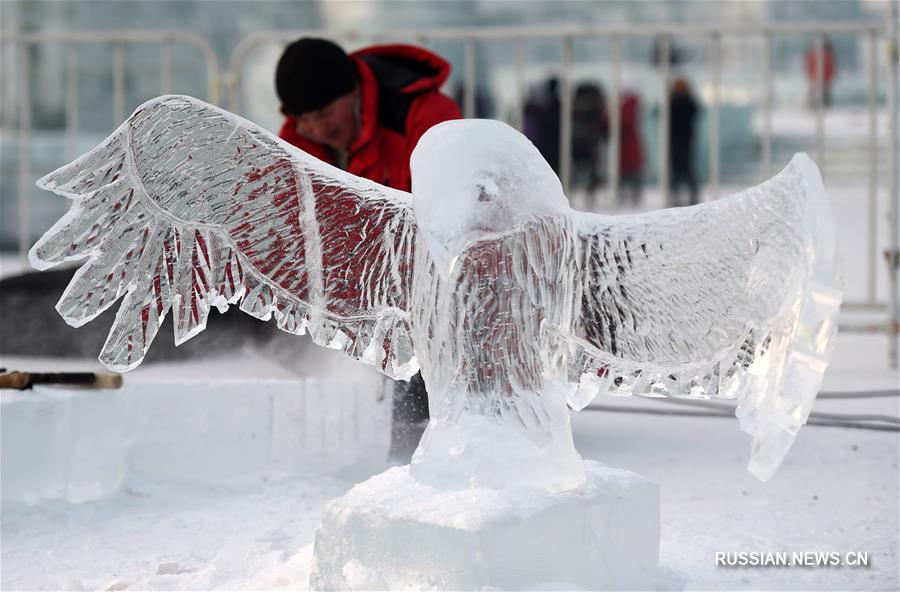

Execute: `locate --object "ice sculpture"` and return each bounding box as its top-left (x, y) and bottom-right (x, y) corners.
top-left (31, 95), bottom-right (841, 491)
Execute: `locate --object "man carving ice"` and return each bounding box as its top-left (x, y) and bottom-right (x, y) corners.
top-left (275, 38), bottom-right (461, 455)
top-left (276, 37), bottom-right (460, 190)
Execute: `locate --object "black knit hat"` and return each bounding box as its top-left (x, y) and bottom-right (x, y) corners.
top-left (276, 38), bottom-right (358, 115)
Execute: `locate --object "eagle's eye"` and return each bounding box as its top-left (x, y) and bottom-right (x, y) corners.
top-left (477, 184), bottom-right (492, 203)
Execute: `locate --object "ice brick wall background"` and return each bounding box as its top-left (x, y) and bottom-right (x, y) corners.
top-left (1, 356), bottom-right (390, 504)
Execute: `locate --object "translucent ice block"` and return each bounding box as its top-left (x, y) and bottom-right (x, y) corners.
top-left (310, 461), bottom-right (659, 591)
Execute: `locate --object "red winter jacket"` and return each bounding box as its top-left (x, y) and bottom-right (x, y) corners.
top-left (619, 92), bottom-right (644, 175)
top-left (805, 46), bottom-right (836, 84)
top-left (279, 44), bottom-right (461, 191)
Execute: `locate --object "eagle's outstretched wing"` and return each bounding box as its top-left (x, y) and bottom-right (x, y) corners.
top-left (555, 154), bottom-right (841, 480)
top-left (31, 95), bottom-right (418, 378)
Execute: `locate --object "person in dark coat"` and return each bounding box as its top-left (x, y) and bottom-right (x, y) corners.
top-left (668, 77), bottom-right (700, 207)
top-left (534, 77), bottom-right (561, 174)
top-left (572, 83), bottom-right (609, 202)
top-left (276, 38), bottom-right (462, 458)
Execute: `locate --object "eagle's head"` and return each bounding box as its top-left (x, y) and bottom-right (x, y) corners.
top-left (410, 119), bottom-right (568, 278)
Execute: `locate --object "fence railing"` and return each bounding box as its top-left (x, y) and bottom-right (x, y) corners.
top-left (226, 22), bottom-right (898, 367)
top-left (228, 23), bottom-right (895, 284)
top-left (2, 22), bottom-right (898, 366)
top-left (1, 30), bottom-right (221, 262)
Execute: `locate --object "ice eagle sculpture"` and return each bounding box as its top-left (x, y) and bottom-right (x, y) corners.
top-left (31, 95), bottom-right (841, 491)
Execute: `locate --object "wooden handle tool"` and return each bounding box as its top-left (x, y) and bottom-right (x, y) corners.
top-left (0, 369), bottom-right (123, 390)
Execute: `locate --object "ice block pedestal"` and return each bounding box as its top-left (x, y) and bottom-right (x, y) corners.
top-left (310, 461), bottom-right (659, 590)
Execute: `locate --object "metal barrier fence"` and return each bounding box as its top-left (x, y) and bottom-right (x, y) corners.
top-left (227, 22), bottom-right (899, 365)
top-left (1, 30), bottom-right (221, 262)
top-left (229, 23), bottom-right (888, 201)
top-left (2, 22), bottom-right (898, 365)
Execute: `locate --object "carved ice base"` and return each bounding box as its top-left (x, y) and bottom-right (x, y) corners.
top-left (309, 461), bottom-right (659, 591)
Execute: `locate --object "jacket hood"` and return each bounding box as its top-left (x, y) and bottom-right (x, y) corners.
top-left (352, 44), bottom-right (452, 94)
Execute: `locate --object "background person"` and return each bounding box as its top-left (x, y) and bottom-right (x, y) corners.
top-left (532, 77), bottom-right (562, 174)
top-left (572, 82), bottom-right (609, 205)
top-left (668, 77), bottom-right (700, 207)
top-left (618, 90), bottom-right (645, 207)
top-left (805, 38), bottom-right (837, 109)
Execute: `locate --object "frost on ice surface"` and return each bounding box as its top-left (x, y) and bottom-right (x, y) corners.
top-left (32, 96), bottom-right (841, 490)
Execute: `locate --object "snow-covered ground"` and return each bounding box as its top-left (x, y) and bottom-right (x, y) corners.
top-left (2, 173), bottom-right (897, 590)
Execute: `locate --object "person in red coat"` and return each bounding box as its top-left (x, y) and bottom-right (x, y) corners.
top-left (275, 38), bottom-right (461, 192)
top-left (618, 91), bottom-right (645, 207)
top-left (805, 40), bottom-right (837, 109)
top-left (275, 38), bottom-right (461, 458)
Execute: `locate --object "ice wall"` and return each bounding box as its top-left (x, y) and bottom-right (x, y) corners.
top-left (310, 461), bottom-right (659, 590)
top-left (1, 368), bottom-right (390, 504)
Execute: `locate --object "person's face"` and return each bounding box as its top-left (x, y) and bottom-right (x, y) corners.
top-left (294, 88), bottom-right (359, 151)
